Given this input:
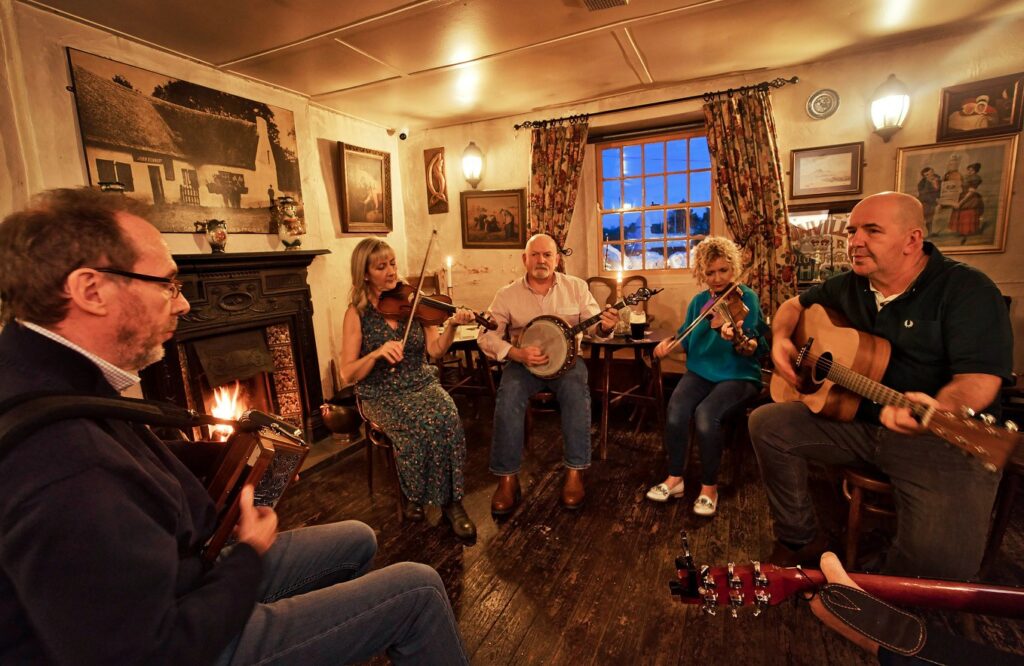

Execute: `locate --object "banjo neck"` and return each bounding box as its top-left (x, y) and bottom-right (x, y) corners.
top-left (571, 298), bottom-right (629, 336)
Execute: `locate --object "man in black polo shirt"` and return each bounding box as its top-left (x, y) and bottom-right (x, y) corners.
top-left (750, 191), bottom-right (1013, 579)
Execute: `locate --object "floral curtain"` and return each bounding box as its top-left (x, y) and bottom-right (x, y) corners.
top-left (702, 87), bottom-right (797, 317)
top-left (527, 117), bottom-right (589, 255)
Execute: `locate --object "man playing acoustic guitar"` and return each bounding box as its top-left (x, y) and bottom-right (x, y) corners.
top-left (751, 191), bottom-right (1013, 580)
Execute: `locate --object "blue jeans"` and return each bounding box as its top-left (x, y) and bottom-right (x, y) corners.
top-left (663, 372), bottom-right (760, 484)
top-left (490, 361), bottom-right (592, 474)
top-left (749, 402), bottom-right (1001, 579)
top-left (217, 521), bottom-right (468, 665)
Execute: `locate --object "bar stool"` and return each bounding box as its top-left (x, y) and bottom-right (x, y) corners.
top-left (841, 467), bottom-right (897, 568)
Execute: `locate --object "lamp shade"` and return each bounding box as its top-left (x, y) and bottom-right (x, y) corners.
top-left (462, 141), bottom-right (483, 188)
top-left (870, 74), bottom-right (910, 142)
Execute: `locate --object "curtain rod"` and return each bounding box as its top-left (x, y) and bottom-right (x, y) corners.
top-left (513, 76), bottom-right (799, 130)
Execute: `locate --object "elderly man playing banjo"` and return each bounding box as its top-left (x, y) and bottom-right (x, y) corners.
top-left (478, 233), bottom-right (619, 514)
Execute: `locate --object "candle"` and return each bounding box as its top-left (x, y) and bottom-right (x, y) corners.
top-left (446, 256), bottom-right (454, 288)
top-left (616, 270), bottom-right (623, 287)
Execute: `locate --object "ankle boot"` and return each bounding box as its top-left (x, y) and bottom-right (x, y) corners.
top-left (561, 468), bottom-right (585, 509)
top-left (443, 501), bottom-right (477, 540)
top-left (491, 474), bottom-right (521, 515)
top-left (403, 501), bottom-right (424, 522)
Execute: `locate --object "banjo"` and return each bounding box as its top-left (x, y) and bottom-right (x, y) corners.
top-left (516, 287), bottom-right (662, 380)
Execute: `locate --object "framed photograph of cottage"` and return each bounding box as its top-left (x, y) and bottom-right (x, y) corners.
top-left (66, 48), bottom-right (303, 233)
top-left (937, 72), bottom-right (1024, 142)
top-left (789, 142), bottom-right (864, 199)
top-left (338, 142), bottom-right (392, 233)
top-left (895, 135), bottom-right (1017, 253)
top-left (460, 189), bottom-right (527, 249)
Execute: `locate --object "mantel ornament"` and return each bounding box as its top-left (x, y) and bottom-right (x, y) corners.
top-left (194, 219), bottom-right (228, 253)
top-left (273, 196), bottom-right (306, 250)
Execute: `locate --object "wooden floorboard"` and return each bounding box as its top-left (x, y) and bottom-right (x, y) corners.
top-left (275, 395), bottom-right (1024, 665)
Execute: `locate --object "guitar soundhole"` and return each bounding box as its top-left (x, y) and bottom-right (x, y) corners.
top-left (812, 352), bottom-right (832, 384)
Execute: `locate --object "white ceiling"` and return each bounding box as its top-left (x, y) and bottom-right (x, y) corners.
top-left (22, 0), bottom-right (1024, 130)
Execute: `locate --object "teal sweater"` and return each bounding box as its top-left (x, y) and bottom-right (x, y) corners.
top-left (679, 284), bottom-right (765, 385)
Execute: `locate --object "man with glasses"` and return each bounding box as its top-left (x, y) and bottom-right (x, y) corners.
top-left (0, 188), bottom-right (468, 665)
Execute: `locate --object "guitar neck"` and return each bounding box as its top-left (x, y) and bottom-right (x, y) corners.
top-left (811, 354), bottom-right (927, 418)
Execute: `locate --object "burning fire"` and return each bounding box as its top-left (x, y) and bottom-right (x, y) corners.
top-left (211, 381), bottom-right (246, 441)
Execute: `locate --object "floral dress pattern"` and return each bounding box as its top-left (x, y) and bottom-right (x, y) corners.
top-left (355, 306), bottom-right (466, 506)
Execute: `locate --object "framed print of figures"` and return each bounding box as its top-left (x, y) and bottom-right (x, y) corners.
top-left (460, 189), bottom-right (527, 249)
top-left (338, 142), bottom-right (392, 233)
top-left (789, 142), bottom-right (864, 199)
top-left (937, 72), bottom-right (1024, 142)
top-left (895, 135), bottom-right (1017, 253)
top-left (66, 48), bottom-right (303, 233)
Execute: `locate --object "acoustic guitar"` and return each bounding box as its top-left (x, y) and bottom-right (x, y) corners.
top-left (770, 304), bottom-right (1020, 472)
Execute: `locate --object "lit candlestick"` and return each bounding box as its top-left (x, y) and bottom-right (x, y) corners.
top-left (446, 256), bottom-right (454, 289)
top-left (616, 270), bottom-right (622, 298)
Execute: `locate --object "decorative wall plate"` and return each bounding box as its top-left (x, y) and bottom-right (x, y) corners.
top-left (806, 89), bottom-right (840, 120)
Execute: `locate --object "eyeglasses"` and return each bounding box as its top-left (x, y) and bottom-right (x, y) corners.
top-left (93, 267), bottom-right (184, 299)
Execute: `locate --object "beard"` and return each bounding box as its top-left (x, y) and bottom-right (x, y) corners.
top-left (115, 293), bottom-right (170, 371)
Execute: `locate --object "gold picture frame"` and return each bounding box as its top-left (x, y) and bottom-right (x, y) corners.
top-left (338, 142), bottom-right (392, 233)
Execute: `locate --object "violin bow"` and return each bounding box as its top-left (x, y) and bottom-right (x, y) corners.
top-left (400, 229), bottom-right (437, 348)
top-left (664, 269), bottom-right (749, 355)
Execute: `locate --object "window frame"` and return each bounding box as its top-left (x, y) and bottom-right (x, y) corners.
top-left (594, 127), bottom-right (715, 276)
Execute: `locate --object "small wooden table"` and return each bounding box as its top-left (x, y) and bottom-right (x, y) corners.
top-left (435, 337), bottom-right (496, 396)
top-left (585, 331), bottom-right (666, 460)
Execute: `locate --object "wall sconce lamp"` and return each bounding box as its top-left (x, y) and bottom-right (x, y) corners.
top-left (462, 141), bottom-right (483, 188)
top-left (870, 74), bottom-right (910, 142)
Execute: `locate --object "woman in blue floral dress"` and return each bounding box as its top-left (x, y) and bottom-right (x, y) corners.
top-left (340, 238), bottom-right (477, 539)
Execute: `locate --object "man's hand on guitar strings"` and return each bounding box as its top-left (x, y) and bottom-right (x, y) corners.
top-left (880, 391), bottom-right (936, 435)
top-left (234, 484), bottom-right (278, 556)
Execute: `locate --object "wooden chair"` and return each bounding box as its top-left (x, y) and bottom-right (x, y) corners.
top-left (586, 277), bottom-right (616, 308)
top-left (621, 274), bottom-right (650, 315)
top-left (405, 272), bottom-right (441, 295)
top-left (841, 467), bottom-right (897, 568)
top-left (355, 397), bottom-right (405, 522)
top-left (524, 391), bottom-right (559, 450)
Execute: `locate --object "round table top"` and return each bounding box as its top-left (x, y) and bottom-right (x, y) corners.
top-left (584, 329), bottom-right (668, 348)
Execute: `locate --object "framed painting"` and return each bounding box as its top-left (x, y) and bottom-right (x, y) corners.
top-left (789, 142), bottom-right (864, 199)
top-left (895, 135), bottom-right (1017, 253)
top-left (937, 72), bottom-right (1024, 142)
top-left (338, 142), bottom-right (392, 233)
top-left (460, 189), bottom-right (527, 249)
top-left (66, 48), bottom-right (302, 233)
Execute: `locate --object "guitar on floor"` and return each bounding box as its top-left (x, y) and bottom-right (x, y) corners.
top-left (668, 532), bottom-right (1024, 618)
top-left (769, 304), bottom-right (1020, 472)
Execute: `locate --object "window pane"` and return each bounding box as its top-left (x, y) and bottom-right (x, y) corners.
top-left (667, 173), bottom-right (686, 204)
top-left (623, 211), bottom-right (642, 240)
top-left (602, 147), bottom-right (621, 178)
top-left (602, 214), bottom-right (620, 241)
top-left (645, 242), bottom-right (666, 269)
top-left (667, 139), bottom-right (686, 171)
top-left (690, 137), bottom-right (711, 170)
top-left (644, 210), bottom-right (665, 238)
top-left (623, 178), bottom-right (642, 209)
top-left (666, 209), bottom-right (686, 237)
top-left (623, 145), bottom-right (642, 177)
top-left (644, 175), bottom-right (665, 206)
top-left (115, 163), bottom-right (135, 192)
top-left (690, 170), bottom-right (712, 203)
top-left (667, 240), bottom-right (689, 269)
top-left (644, 142), bottom-right (665, 174)
top-left (690, 207), bottom-right (711, 236)
top-left (603, 180), bottom-right (621, 210)
top-left (96, 159), bottom-right (116, 183)
top-left (624, 242), bottom-right (643, 270)
top-left (603, 244), bottom-right (623, 271)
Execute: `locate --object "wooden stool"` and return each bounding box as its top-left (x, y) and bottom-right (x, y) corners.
top-left (356, 398), bottom-right (405, 522)
top-left (841, 467), bottom-right (896, 569)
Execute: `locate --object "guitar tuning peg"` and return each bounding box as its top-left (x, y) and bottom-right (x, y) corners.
top-left (1005, 420), bottom-right (1018, 433)
top-left (979, 413), bottom-right (996, 425)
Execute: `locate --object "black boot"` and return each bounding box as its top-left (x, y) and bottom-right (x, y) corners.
top-left (443, 501), bottom-right (477, 541)
top-left (403, 501), bottom-right (424, 522)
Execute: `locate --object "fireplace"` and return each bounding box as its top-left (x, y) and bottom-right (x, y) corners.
top-left (141, 250), bottom-right (330, 441)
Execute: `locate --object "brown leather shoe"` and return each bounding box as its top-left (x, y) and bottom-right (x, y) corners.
top-left (765, 532), bottom-right (830, 567)
top-left (491, 475), bottom-right (521, 515)
top-left (561, 468), bottom-right (585, 509)
top-left (403, 501), bottom-right (424, 522)
top-left (443, 501), bottom-right (477, 541)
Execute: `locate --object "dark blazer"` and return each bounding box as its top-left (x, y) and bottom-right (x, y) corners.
top-left (0, 323), bottom-right (262, 665)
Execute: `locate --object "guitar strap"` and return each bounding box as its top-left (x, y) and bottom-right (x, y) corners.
top-left (818, 583), bottom-right (926, 656)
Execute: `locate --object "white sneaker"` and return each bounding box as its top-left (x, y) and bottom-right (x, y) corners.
top-left (646, 481), bottom-right (684, 502)
top-left (693, 494), bottom-right (717, 516)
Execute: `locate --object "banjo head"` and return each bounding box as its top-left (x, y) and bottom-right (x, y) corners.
top-left (518, 316), bottom-right (574, 379)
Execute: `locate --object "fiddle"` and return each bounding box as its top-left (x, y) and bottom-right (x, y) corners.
top-left (377, 282), bottom-right (497, 330)
top-left (705, 284), bottom-right (754, 353)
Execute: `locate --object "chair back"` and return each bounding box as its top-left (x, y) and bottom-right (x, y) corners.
top-left (586, 276), bottom-right (616, 307)
top-left (405, 272), bottom-right (441, 295)
top-left (622, 275), bottom-right (649, 314)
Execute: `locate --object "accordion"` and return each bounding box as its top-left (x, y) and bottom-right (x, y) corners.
top-left (203, 420), bottom-right (308, 561)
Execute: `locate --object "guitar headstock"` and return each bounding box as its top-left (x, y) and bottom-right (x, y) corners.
top-left (623, 287), bottom-right (664, 305)
top-left (668, 531), bottom-right (818, 617)
top-left (924, 407), bottom-right (1021, 472)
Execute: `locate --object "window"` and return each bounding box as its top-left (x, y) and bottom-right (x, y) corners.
top-left (597, 129), bottom-right (713, 271)
top-left (95, 159), bottom-right (135, 192)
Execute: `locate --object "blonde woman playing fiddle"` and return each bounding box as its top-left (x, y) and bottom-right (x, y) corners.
top-left (340, 238), bottom-right (477, 540)
top-left (646, 237), bottom-right (765, 516)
